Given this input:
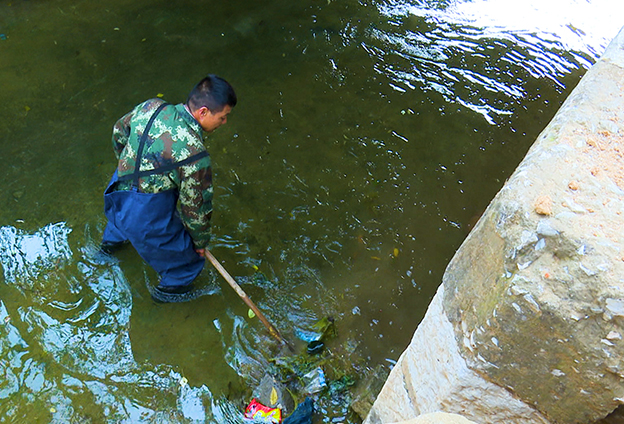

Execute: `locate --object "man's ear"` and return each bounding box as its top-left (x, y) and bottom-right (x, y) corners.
top-left (191, 106), bottom-right (212, 122)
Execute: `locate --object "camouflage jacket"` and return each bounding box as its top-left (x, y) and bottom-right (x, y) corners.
top-left (112, 98), bottom-right (212, 248)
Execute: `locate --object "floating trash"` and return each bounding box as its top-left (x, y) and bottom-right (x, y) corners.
top-left (254, 374), bottom-right (294, 414)
top-left (294, 316), bottom-right (335, 343)
top-left (306, 340), bottom-right (324, 355)
top-left (302, 368), bottom-right (326, 395)
top-left (244, 398), bottom-right (282, 423)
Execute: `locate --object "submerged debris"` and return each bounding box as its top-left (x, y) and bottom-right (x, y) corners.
top-left (231, 315), bottom-right (360, 422)
top-left (295, 316), bottom-right (336, 343)
top-left (306, 340), bottom-right (324, 355)
top-left (350, 364), bottom-right (390, 420)
top-left (302, 368), bottom-right (326, 394)
top-left (254, 374), bottom-right (295, 415)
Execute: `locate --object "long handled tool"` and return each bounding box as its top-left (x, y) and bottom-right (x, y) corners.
top-left (204, 250), bottom-right (294, 351)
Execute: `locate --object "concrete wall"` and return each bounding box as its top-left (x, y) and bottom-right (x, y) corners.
top-left (365, 26), bottom-right (624, 424)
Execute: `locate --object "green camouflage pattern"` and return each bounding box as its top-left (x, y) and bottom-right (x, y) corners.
top-left (111, 98), bottom-right (212, 248)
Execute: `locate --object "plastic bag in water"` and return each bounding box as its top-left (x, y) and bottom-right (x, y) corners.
top-left (302, 367), bottom-right (326, 394)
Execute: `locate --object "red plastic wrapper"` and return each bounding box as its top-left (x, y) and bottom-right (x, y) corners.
top-left (244, 398), bottom-right (282, 423)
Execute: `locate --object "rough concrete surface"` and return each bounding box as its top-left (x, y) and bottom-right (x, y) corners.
top-left (390, 412), bottom-right (478, 424)
top-left (364, 287), bottom-right (550, 424)
top-left (365, 26), bottom-right (624, 424)
top-left (443, 26), bottom-right (624, 423)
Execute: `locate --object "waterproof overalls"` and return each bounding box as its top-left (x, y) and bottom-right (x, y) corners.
top-left (102, 103), bottom-right (206, 288)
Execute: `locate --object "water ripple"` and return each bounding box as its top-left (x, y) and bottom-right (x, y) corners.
top-left (0, 222), bottom-right (72, 287)
top-left (0, 224), bottom-right (217, 422)
top-left (366, 0), bottom-right (621, 123)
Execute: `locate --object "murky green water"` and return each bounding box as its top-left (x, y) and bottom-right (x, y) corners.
top-left (0, 0), bottom-right (620, 422)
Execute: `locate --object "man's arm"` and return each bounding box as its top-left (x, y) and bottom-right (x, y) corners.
top-left (178, 156), bottom-right (213, 249)
top-left (111, 111), bottom-right (133, 159)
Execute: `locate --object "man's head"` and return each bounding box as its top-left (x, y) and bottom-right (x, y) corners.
top-left (187, 74), bottom-right (237, 133)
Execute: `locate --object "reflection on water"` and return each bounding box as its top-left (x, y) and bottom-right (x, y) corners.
top-left (0, 223), bottom-right (359, 422)
top-left (0, 223), bottom-right (199, 421)
top-left (0, 223), bottom-right (72, 286)
top-left (0, 0), bottom-right (622, 421)
top-left (371, 0), bottom-right (620, 124)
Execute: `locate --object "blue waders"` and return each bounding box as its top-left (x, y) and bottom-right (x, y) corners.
top-left (102, 103), bottom-right (206, 289)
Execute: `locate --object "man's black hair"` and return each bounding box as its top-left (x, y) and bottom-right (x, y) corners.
top-left (187, 74), bottom-right (237, 113)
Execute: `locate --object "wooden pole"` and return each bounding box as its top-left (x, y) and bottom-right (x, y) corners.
top-left (204, 250), bottom-right (294, 351)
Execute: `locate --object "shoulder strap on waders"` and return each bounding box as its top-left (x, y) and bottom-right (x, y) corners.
top-left (117, 102), bottom-right (209, 187)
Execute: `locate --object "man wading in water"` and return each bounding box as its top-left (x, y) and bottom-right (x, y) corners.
top-left (100, 75), bottom-right (237, 302)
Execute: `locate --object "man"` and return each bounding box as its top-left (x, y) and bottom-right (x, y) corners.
top-left (101, 75), bottom-right (237, 302)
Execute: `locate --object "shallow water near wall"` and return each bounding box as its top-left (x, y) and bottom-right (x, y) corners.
top-left (0, 0), bottom-right (621, 422)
